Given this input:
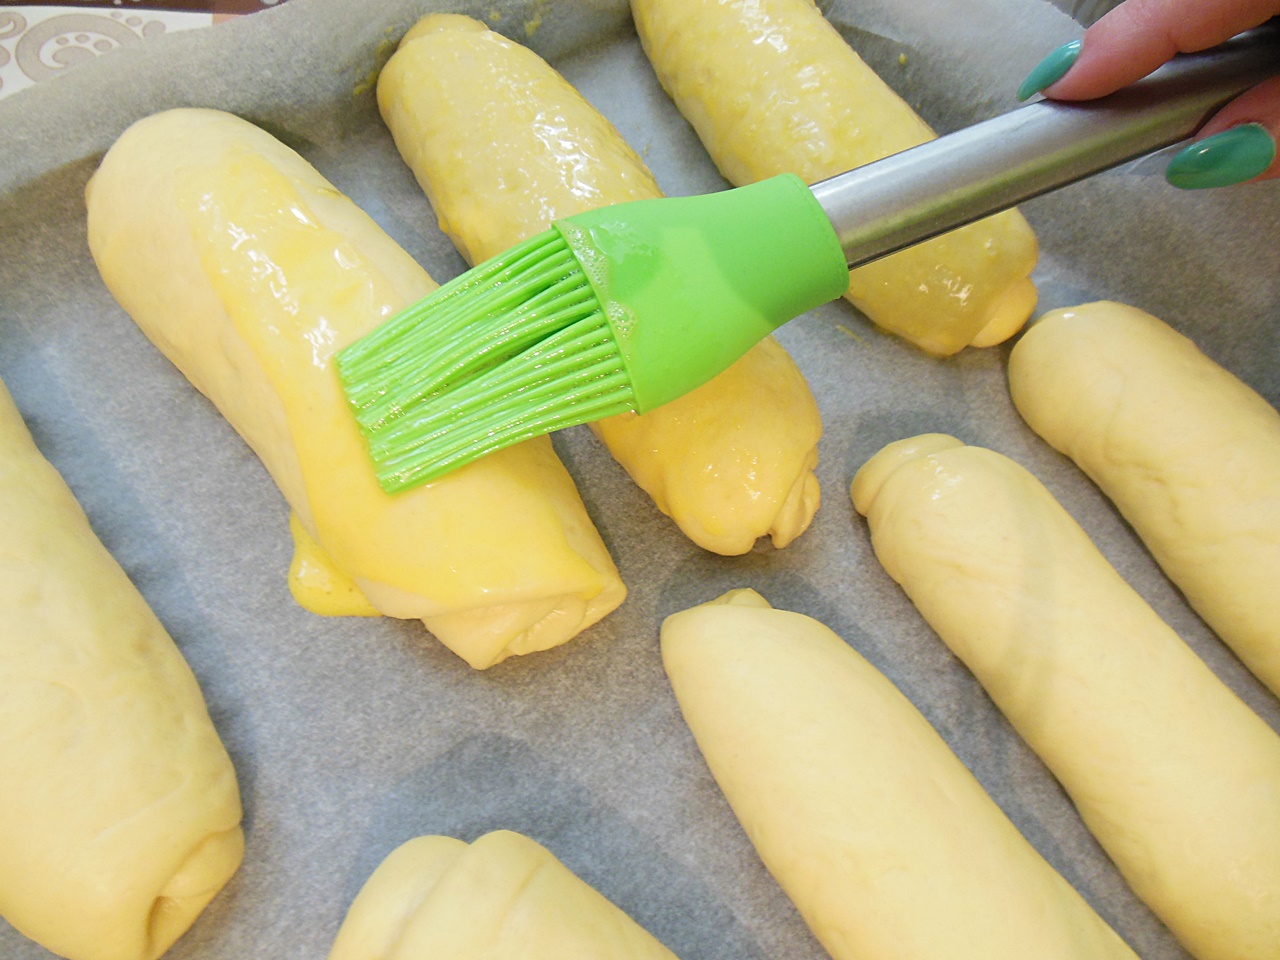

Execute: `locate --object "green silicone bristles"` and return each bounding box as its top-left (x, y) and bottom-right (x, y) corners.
top-left (336, 229), bottom-right (637, 493)
top-left (338, 174), bottom-right (850, 496)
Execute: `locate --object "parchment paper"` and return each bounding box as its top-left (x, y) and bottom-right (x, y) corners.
top-left (2, 1), bottom-right (1278, 958)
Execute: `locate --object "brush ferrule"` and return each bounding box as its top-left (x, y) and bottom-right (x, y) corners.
top-left (556, 173), bottom-right (848, 414)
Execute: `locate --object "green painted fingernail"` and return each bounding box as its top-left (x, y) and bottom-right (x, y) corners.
top-left (1166, 124), bottom-right (1277, 189)
top-left (1017, 39), bottom-right (1082, 102)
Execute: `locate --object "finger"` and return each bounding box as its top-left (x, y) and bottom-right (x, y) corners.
top-left (1171, 77), bottom-right (1280, 185)
top-left (1046, 0), bottom-right (1280, 100)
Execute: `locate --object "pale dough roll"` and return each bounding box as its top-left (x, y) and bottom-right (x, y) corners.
top-left (376, 14), bottom-right (822, 555)
top-left (0, 378), bottom-right (243, 960)
top-left (327, 831), bottom-right (680, 959)
top-left (1008, 301), bottom-right (1280, 698)
top-left (86, 108), bottom-right (625, 670)
top-left (851, 435), bottom-right (1280, 960)
top-left (661, 588), bottom-right (1138, 960)
top-left (630, 0), bottom-right (1039, 356)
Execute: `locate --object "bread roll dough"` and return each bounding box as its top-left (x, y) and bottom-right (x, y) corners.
top-left (327, 831), bottom-right (679, 959)
top-left (0, 378), bottom-right (243, 960)
top-left (852, 435), bottom-right (1280, 960)
top-left (86, 108), bottom-right (625, 670)
top-left (376, 14), bottom-right (823, 555)
top-left (630, 0), bottom-right (1039, 356)
top-left (1009, 301), bottom-right (1280, 698)
top-left (660, 588), bottom-right (1138, 960)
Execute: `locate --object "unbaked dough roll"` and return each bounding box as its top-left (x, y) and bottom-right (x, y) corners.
top-left (86, 108), bottom-right (625, 670)
top-left (376, 14), bottom-right (822, 555)
top-left (1008, 301), bottom-right (1280, 698)
top-left (327, 830), bottom-right (679, 959)
top-left (0, 378), bottom-right (243, 960)
top-left (851, 435), bottom-right (1280, 960)
top-left (630, 0), bottom-right (1040, 356)
top-left (661, 588), bottom-right (1138, 960)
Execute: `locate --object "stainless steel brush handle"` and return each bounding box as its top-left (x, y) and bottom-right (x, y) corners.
top-left (810, 23), bottom-right (1280, 269)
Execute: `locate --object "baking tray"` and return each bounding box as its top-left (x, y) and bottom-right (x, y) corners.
top-left (1, 0), bottom-right (1278, 957)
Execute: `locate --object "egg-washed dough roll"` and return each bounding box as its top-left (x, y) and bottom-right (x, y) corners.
top-left (85, 108), bottom-right (625, 671)
top-left (630, 0), bottom-right (1039, 357)
top-left (376, 14), bottom-right (822, 556)
top-left (0, 378), bottom-right (243, 960)
top-left (1009, 301), bottom-right (1280, 699)
top-left (851, 435), bottom-right (1280, 960)
top-left (327, 830), bottom-right (680, 960)
top-left (661, 588), bottom-right (1138, 960)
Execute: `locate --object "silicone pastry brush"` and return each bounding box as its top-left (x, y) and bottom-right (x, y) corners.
top-left (337, 26), bottom-right (1277, 494)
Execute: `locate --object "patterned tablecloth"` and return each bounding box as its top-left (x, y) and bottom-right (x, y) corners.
top-left (0, 1), bottom-right (289, 100)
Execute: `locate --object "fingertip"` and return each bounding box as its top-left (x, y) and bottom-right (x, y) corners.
top-left (1016, 39), bottom-right (1083, 102)
top-left (1032, 0), bottom-right (1182, 101)
top-left (1180, 77), bottom-right (1280, 186)
top-left (1166, 123), bottom-right (1277, 190)
top-left (1017, 29), bottom-right (1153, 104)
top-left (1199, 75), bottom-right (1280, 140)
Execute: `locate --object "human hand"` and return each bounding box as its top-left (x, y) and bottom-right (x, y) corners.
top-left (1016, 0), bottom-right (1280, 188)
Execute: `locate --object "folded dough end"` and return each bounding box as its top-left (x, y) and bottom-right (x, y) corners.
top-left (143, 826), bottom-right (245, 960)
top-left (328, 831), bottom-right (679, 960)
top-left (968, 276), bottom-right (1039, 348)
top-left (423, 576), bottom-right (626, 670)
top-left (766, 453), bottom-right (820, 550)
top-left (328, 836), bottom-right (466, 960)
top-left (10, 823), bottom-right (245, 960)
top-left (850, 433), bottom-right (964, 515)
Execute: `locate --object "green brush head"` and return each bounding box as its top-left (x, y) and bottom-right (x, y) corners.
top-left (337, 173), bottom-right (849, 494)
top-left (337, 230), bottom-right (636, 492)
